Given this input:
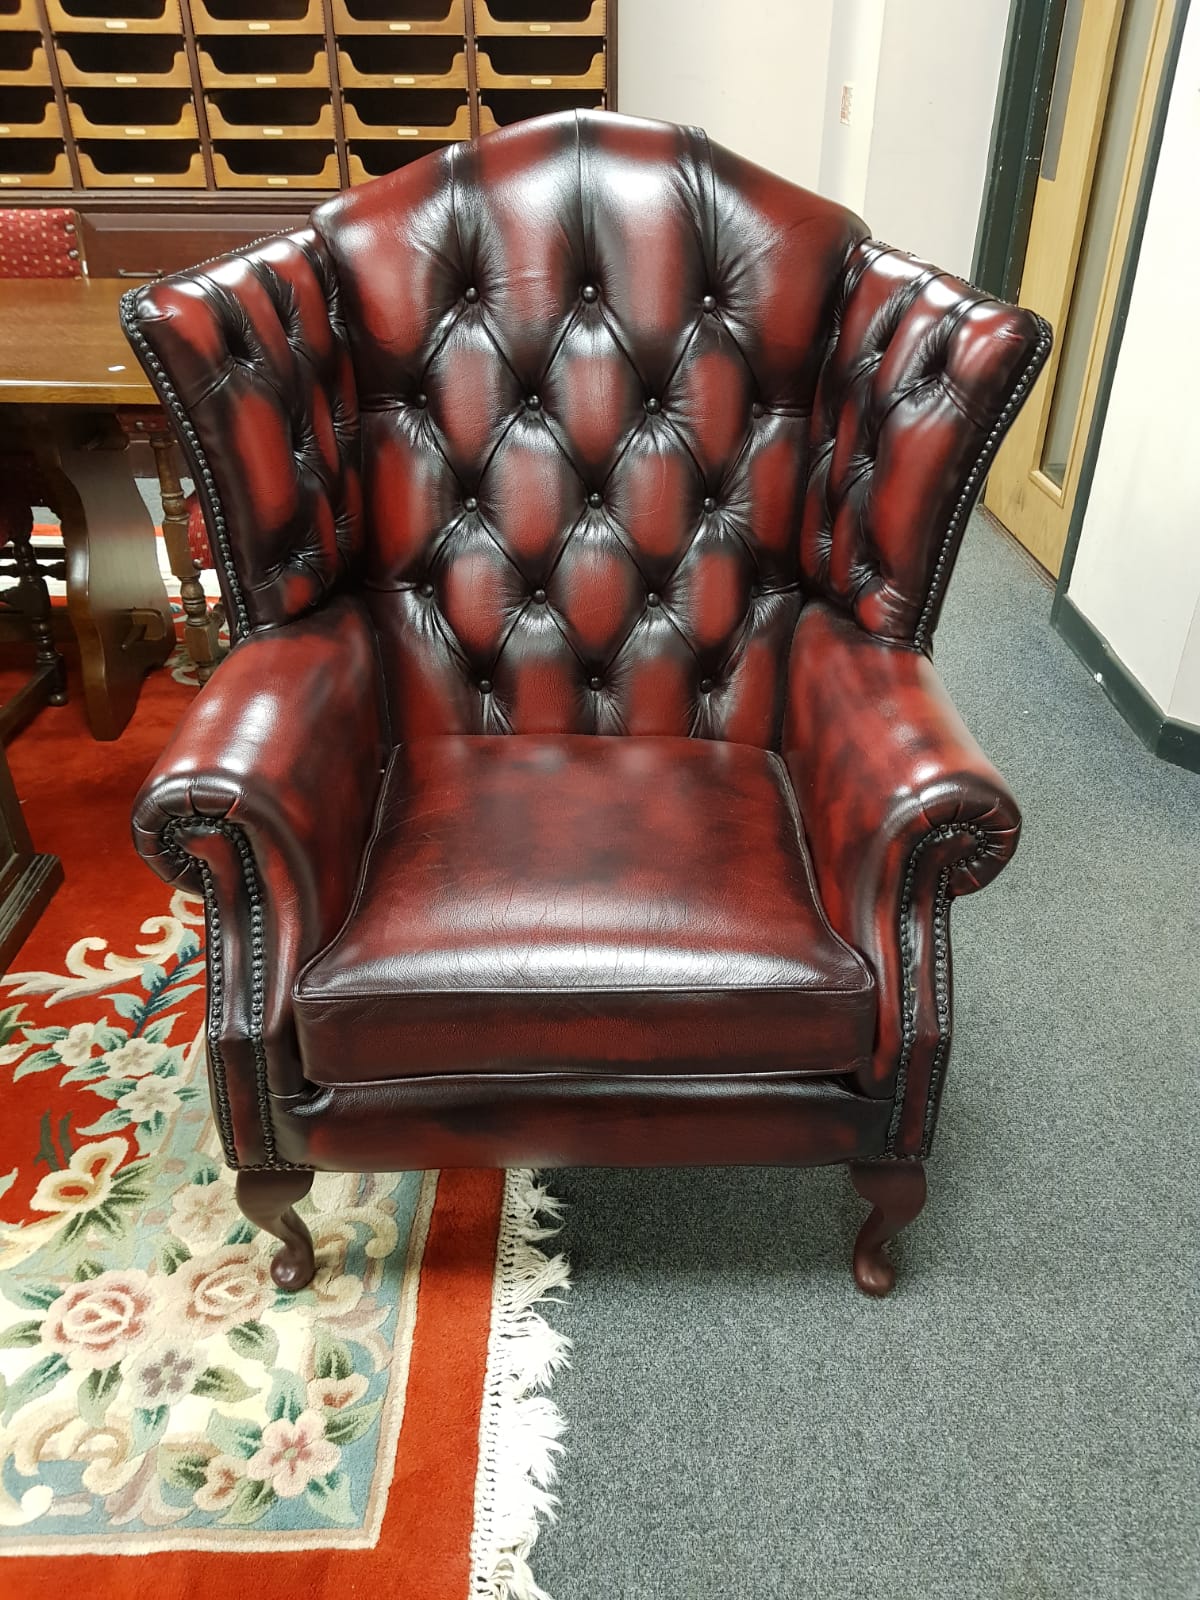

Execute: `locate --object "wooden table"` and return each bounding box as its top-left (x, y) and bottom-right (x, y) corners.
top-left (0, 277), bottom-right (203, 739)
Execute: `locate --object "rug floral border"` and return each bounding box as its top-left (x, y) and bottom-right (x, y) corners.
top-left (0, 892), bottom-right (436, 1554)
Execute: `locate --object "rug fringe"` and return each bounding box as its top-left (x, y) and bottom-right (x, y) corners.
top-left (468, 1169), bottom-right (571, 1600)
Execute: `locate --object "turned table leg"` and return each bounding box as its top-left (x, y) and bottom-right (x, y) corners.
top-left (7, 499), bottom-right (68, 707)
top-left (848, 1160), bottom-right (927, 1297)
top-left (149, 429), bottom-right (222, 684)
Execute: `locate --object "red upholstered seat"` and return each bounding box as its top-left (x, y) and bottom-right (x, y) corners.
top-left (295, 734), bottom-right (875, 1082)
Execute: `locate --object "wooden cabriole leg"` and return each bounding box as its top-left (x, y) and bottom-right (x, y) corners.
top-left (848, 1160), bottom-right (927, 1298)
top-left (236, 1168), bottom-right (317, 1292)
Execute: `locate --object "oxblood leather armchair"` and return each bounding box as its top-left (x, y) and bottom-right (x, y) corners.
top-left (122, 111), bottom-right (1049, 1297)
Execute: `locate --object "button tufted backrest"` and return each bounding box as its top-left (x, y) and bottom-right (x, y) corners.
top-left (123, 109), bottom-right (1049, 742)
top-left (311, 110), bottom-right (867, 744)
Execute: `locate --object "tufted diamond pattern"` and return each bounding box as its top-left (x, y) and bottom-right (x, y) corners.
top-left (313, 111), bottom-right (865, 743)
top-left (124, 109), bottom-right (1049, 743)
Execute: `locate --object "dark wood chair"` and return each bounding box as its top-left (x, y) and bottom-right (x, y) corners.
top-left (122, 111), bottom-right (1050, 1297)
top-left (0, 208), bottom-right (80, 733)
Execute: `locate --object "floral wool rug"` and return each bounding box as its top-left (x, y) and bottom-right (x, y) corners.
top-left (0, 634), bottom-right (568, 1600)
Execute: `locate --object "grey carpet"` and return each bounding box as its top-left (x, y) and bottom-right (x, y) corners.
top-left (533, 513), bottom-right (1200, 1600)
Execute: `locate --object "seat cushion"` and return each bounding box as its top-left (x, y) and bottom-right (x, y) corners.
top-left (294, 735), bottom-right (875, 1083)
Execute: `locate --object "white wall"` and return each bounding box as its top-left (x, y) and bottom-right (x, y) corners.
top-left (616, 0), bottom-right (833, 190)
top-left (618, 0), bottom-right (1008, 278)
top-left (1067, 3), bottom-right (1200, 729)
top-left (863, 0), bottom-right (1012, 275)
top-left (817, 0), bottom-right (887, 215)
top-left (620, 0), bottom-right (1004, 275)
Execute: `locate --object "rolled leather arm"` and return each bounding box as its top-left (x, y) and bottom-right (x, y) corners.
top-left (782, 601), bottom-right (1020, 1153)
top-left (133, 594), bottom-right (388, 1166)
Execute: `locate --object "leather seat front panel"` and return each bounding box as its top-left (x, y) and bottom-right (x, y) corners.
top-left (294, 734), bottom-right (874, 1082)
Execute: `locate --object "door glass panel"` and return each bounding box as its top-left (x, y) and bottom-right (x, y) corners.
top-left (1041, 0), bottom-right (1084, 182)
top-left (1040, 0), bottom-right (1158, 486)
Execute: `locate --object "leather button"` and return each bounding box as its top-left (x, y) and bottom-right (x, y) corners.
top-left (419, 582), bottom-right (434, 599)
top-left (463, 286), bottom-right (479, 303)
top-left (526, 394), bottom-right (541, 410)
top-left (703, 496), bottom-right (716, 512)
top-left (700, 677), bottom-right (713, 692)
top-left (588, 675), bottom-right (603, 690)
top-left (702, 294), bottom-right (717, 312)
top-left (463, 496), bottom-right (478, 512)
top-left (478, 678), bottom-right (492, 693)
top-left (646, 592), bottom-right (660, 608)
top-left (588, 491), bottom-right (603, 507)
top-left (644, 397), bottom-right (660, 413)
top-left (751, 401), bottom-right (765, 418)
top-left (532, 588), bottom-right (547, 604)
top-left (415, 392), bottom-right (428, 408)
top-left (581, 284), bottom-right (598, 302)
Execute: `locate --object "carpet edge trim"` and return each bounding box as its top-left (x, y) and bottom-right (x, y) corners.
top-left (467, 1169), bottom-right (571, 1600)
top-left (357, 1166), bottom-right (442, 1546)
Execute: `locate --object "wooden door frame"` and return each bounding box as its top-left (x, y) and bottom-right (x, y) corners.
top-left (971, 0), bottom-right (1068, 303)
top-left (971, 0), bottom-right (1193, 608)
top-left (1047, 0), bottom-right (1191, 604)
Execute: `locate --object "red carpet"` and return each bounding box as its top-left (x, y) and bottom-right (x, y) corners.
top-left (0, 639), bottom-right (506, 1597)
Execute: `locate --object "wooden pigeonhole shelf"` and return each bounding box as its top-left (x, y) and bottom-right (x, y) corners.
top-left (0, 0), bottom-right (612, 272)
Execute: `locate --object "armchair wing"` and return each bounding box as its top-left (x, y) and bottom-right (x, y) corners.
top-left (132, 595), bottom-right (387, 1166)
top-left (780, 239), bottom-right (1049, 1157)
top-left (119, 226), bottom-right (363, 640)
top-left (122, 226), bottom-right (384, 1170)
top-left (800, 239), bottom-right (1051, 648)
